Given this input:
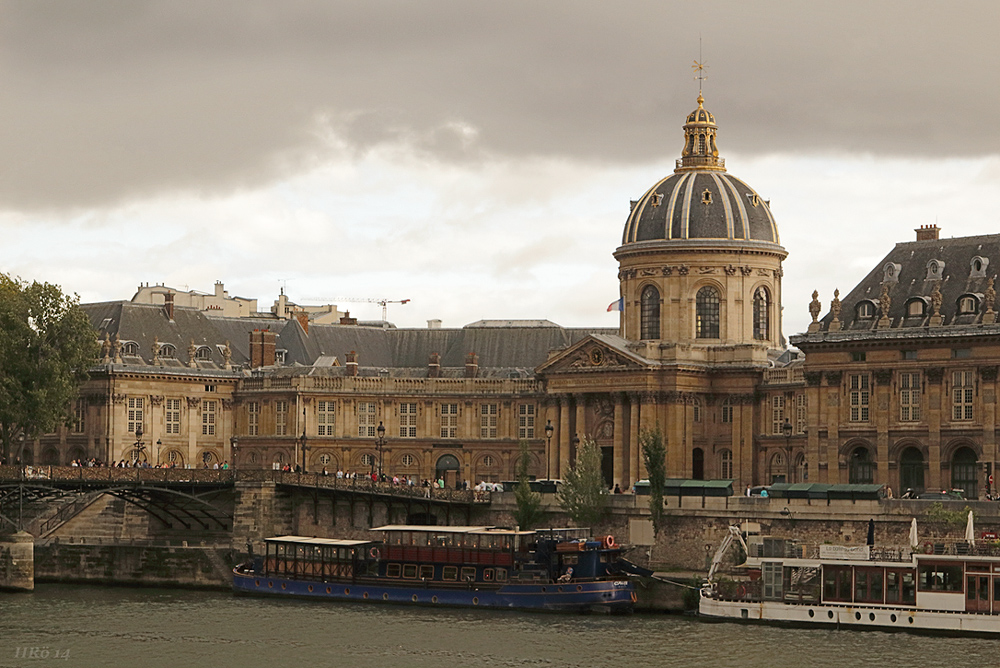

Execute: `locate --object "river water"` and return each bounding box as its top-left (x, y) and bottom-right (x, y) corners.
top-left (0, 585), bottom-right (993, 668)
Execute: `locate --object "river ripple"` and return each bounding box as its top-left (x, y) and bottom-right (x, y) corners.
top-left (0, 585), bottom-right (991, 668)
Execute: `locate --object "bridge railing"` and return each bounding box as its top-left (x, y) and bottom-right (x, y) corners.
top-left (0, 465), bottom-right (491, 504)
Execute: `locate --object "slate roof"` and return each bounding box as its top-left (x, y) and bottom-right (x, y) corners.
top-left (793, 233), bottom-right (1000, 344)
top-left (82, 301), bottom-right (613, 377)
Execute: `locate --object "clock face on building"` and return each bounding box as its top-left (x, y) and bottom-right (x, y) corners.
top-left (589, 348), bottom-right (604, 366)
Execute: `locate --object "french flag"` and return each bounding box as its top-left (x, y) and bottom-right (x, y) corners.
top-left (607, 297), bottom-right (623, 312)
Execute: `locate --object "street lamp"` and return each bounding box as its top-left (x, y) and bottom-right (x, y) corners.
top-left (133, 425), bottom-right (146, 465)
top-left (544, 420), bottom-right (554, 480)
top-left (375, 421), bottom-right (387, 480)
top-left (299, 430), bottom-right (308, 474)
top-left (230, 435), bottom-right (238, 470)
top-left (781, 418), bottom-right (794, 483)
top-left (155, 439), bottom-right (162, 466)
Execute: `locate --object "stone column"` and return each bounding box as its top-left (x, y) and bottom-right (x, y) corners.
top-left (559, 396), bottom-right (571, 477)
top-left (824, 372), bottom-right (842, 484)
top-left (0, 531), bottom-right (33, 591)
top-left (926, 368), bottom-right (944, 490)
top-left (875, 369), bottom-right (892, 486)
top-left (613, 393), bottom-right (625, 487)
top-left (544, 398), bottom-right (559, 481)
top-left (629, 394), bottom-right (641, 485)
top-left (575, 394), bottom-right (587, 443)
top-left (804, 373), bottom-right (822, 485)
top-left (982, 367), bottom-right (998, 496)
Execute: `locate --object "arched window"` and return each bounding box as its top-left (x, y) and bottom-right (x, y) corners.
top-left (959, 296), bottom-right (978, 314)
top-left (159, 344), bottom-right (176, 359)
top-left (768, 452), bottom-right (786, 484)
top-left (794, 453), bottom-right (808, 484)
top-left (900, 447), bottom-right (924, 494)
top-left (952, 447), bottom-right (979, 498)
top-left (907, 300), bottom-right (925, 317)
top-left (719, 449), bottom-right (733, 479)
top-left (696, 286), bottom-right (720, 339)
top-left (640, 285), bottom-right (660, 340)
top-left (195, 346), bottom-right (213, 361)
top-left (849, 447), bottom-right (874, 484)
top-left (753, 287), bottom-right (769, 340)
top-left (857, 302), bottom-right (875, 319)
top-left (122, 341), bottom-right (140, 356)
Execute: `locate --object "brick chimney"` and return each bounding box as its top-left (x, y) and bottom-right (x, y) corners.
top-left (163, 292), bottom-right (175, 321)
top-left (916, 224), bottom-right (940, 241)
top-left (294, 311), bottom-right (309, 335)
top-left (248, 329), bottom-right (276, 368)
top-left (340, 310), bottom-right (358, 326)
top-left (465, 352), bottom-right (479, 378)
top-left (346, 350), bottom-right (358, 376)
top-left (428, 352), bottom-right (441, 378)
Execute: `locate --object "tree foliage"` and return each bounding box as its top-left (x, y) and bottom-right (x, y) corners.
top-left (512, 440), bottom-right (544, 530)
top-left (640, 426), bottom-right (667, 535)
top-left (0, 274), bottom-right (99, 462)
top-left (557, 437), bottom-right (606, 527)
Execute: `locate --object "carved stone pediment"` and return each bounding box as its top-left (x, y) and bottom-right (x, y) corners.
top-left (537, 337), bottom-right (648, 375)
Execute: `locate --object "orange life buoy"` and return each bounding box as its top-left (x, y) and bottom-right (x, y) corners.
top-left (370, 547), bottom-right (381, 560)
top-left (736, 584), bottom-right (747, 599)
top-left (923, 542), bottom-right (934, 555)
top-left (603, 534), bottom-right (616, 549)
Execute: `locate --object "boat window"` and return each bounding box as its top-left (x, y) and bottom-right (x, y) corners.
top-left (483, 569), bottom-right (494, 581)
top-left (461, 567), bottom-right (476, 582)
top-left (902, 571), bottom-right (916, 604)
top-left (402, 564), bottom-right (418, 579)
top-left (562, 555), bottom-right (579, 566)
top-left (966, 562), bottom-right (990, 572)
top-left (386, 563), bottom-right (401, 578)
top-left (823, 566), bottom-right (852, 602)
top-left (419, 565), bottom-right (434, 580)
top-left (919, 564), bottom-right (963, 592)
top-left (854, 568), bottom-right (883, 603)
top-left (496, 569), bottom-right (507, 582)
top-left (388, 533), bottom-right (402, 546)
top-left (443, 566), bottom-right (458, 581)
top-left (762, 562), bottom-right (783, 600)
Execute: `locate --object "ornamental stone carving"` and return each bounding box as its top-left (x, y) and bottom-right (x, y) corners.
top-left (186, 396), bottom-right (202, 408)
top-left (873, 369), bottom-right (893, 385)
top-left (925, 367), bottom-right (944, 384)
top-left (830, 289), bottom-right (842, 322)
top-left (824, 371), bottom-right (843, 385)
top-left (804, 371), bottom-right (823, 386)
top-left (808, 291), bottom-right (821, 323)
top-left (980, 366), bottom-right (999, 382)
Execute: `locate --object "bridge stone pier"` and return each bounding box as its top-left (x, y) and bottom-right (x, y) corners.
top-left (0, 531), bottom-right (33, 591)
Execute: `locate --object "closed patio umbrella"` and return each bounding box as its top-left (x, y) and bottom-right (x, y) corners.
top-left (909, 518), bottom-right (918, 549)
top-left (966, 510), bottom-right (975, 544)
top-left (867, 518), bottom-right (875, 546)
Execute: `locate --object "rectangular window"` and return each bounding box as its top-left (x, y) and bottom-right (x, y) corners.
top-left (440, 403), bottom-right (458, 438)
top-left (899, 372), bottom-right (921, 422)
top-left (849, 374), bottom-right (870, 422)
top-left (402, 564), bottom-right (418, 579)
top-left (73, 399), bottom-right (86, 434)
top-left (721, 400), bottom-right (733, 424)
top-left (952, 348), bottom-right (972, 359)
top-left (460, 566), bottom-right (476, 582)
top-left (275, 400), bottom-right (288, 436)
top-left (358, 402), bottom-right (377, 438)
top-left (796, 394), bottom-right (807, 434)
top-left (902, 350), bottom-right (918, 361)
top-left (318, 401), bottom-right (335, 436)
top-left (127, 396), bottom-right (144, 434)
top-left (419, 565), bottom-right (434, 580)
top-left (693, 400), bottom-right (701, 423)
top-left (480, 403), bottom-right (498, 438)
top-left (771, 395), bottom-right (785, 435)
top-left (165, 399), bottom-right (181, 435)
top-left (202, 400), bottom-right (216, 436)
top-left (386, 563), bottom-right (401, 578)
top-left (442, 566), bottom-right (458, 581)
top-left (247, 402), bottom-right (260, 436)
top-left (518, 404), bottom-right (535, 439)
top-left (953, 371), bottom-right (974, 421)
top-left (204, 385), bottom-right (217, 393)
top-left (851, 352), bottom-right (866, 362)
top-left (399, 403), bottom-right (417, 438)
top-left (762, 562), bottom-right (783, 600)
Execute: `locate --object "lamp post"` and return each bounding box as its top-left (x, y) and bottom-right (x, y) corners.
top-left (15, 433), bottom-right (25, 466)
top-left (544, 420), bottom-right (554, 481)
top-left (781, 418), bottom-right (794, 484)
top-left (375, 421), bottom-right (387, 480)
top-left (299, 430), bottom-right (308, 474)
top-left (133, 425), bottom-right (147, 465)
top-left (230, 435), bottom-right (238, 470)
top-left (155, 439), bottom-right (162, 466)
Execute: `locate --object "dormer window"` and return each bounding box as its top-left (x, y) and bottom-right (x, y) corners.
top-left (747, 193), bottom-right (759, 207)
top-left (159, 344), bottom-right (176, 359)
top-left (971, 256), bottom-right (989, 278)
top-left (701, 189), bottom-right (713, 205)
top-left (926, 259), bottom-right (945, 281)
top-left (195, 346), bottom-right (213, 361)
top-left (857, 301), bottom-right (876, 319)
top-left (959, 295), bottom-right (978, 314)
top-left (906, 299), bottom-right (926, 317)
top-left (122, 342), bottom-right (139, 356)
top-left (651, 192), bottom-right (663, 207)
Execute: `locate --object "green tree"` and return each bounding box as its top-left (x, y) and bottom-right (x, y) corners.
top-left (512, 440), bottom-right (544, 530)
top-left (0, 274), bottom-right (99, 463)
top-left (557, 437), bottom-right (606, 527)
top-left (640, 426), bottom-right (667, 535)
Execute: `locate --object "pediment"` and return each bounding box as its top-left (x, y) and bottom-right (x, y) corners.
top-left (536, 335), bottom-right (650, 375)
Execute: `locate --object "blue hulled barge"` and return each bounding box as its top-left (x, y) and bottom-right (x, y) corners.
top-left (233, 525), bottom-right (639, 613)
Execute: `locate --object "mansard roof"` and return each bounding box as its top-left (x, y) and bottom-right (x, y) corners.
top-left (83, 301), bottom-right (612, 375)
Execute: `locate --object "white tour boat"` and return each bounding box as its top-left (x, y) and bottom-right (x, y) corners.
top-left (699, 515), bottom-right (1000, 635)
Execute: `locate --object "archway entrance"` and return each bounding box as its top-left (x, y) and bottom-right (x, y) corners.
top-left (899, 447), bottom-right (925, 494)
top-left (692, 448), bottom-right (704, 481)
top-left (435, 454), bottom-right (461, 490)
top-left (952, 447), bottom-right (979, 499)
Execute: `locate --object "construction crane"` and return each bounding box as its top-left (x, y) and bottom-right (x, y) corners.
top-left (331, 297), bottom-right (411, 325)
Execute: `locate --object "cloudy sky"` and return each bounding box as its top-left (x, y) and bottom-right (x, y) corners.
top-left (2, 1), bottom-right (999, 338)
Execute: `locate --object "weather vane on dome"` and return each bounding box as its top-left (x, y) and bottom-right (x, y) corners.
top-left (692, 37), bottom-right (707, 95)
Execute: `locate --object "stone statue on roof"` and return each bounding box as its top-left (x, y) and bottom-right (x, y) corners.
top-left (930, 284), bottom-right (943, 317)
top-left (879, 282), bottom-right (892, 319)
top-left (830, 289), bottom-right (841, 323)
top-left (112, 333), bottom-right (122, 363)
top-left (986, 277), bottom-right (996, 314)
top-left (222, 341), bottom-right (232, 370)
top-left (808, 290), bottom-right (821, 323)
top-left (101, 334), bottom-right (112, 363)
top-left (151, 337), bottom-right (160, 365)
top-left (188, 339), bottom-right (198, 368)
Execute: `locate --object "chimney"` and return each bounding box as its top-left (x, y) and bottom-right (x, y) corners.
top-left (428, 352), bottom-right (441, 378)
top-left (465, 352), bottom-right (479, 378)
top-left (294, 311), bottom-right (309, 335)
top-left (340, 310), bottom-right (358, 326)
top-left (164, 292), bottom-right (175, 321)
top-left (916, 224), bottom-right (940, 241)
top-left (346, 350), bottom-right (358, 376)
top-left (248, 329), bottom-right (277, 368)
top-left (427, 319), bottom-right (442, 329)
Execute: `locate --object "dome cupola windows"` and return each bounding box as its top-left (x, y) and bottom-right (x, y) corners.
top-left (753, 287), bottom-right (770, 341)
top-left (696, 287), bottom-right (721, 339)
top-left (640, 285), bottom-right (660, 340)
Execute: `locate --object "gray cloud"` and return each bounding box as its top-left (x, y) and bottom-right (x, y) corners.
top-left (1, 0), bottom-right (997, 211)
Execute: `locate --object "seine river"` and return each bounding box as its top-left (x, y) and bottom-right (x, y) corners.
top-left (1, 585), bottom-right (993, 668)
